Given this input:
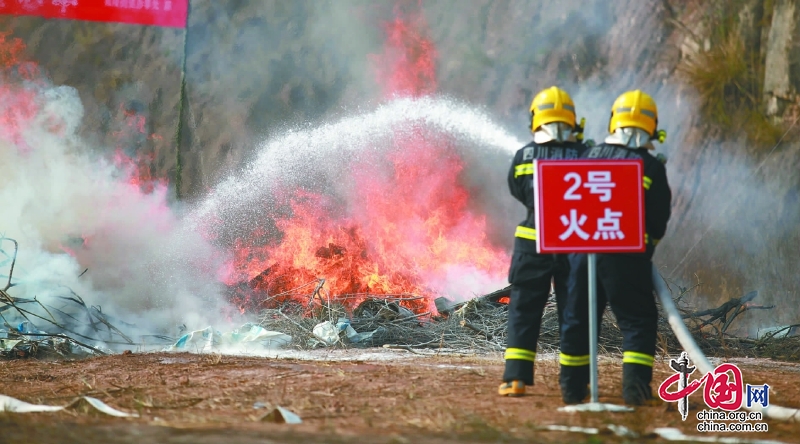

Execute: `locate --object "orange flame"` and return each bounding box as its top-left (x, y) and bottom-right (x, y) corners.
top-left (0, 32), bottom-right (38, 152)
top-left (221, 1), bottom-right (510, 315)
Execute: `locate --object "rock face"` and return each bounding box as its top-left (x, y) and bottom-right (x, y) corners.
top-left (2, 0), bottom-right (799, 326)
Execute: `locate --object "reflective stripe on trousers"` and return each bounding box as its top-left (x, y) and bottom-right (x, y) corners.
top-left (622, 351), bottom-right (654, 367)
top-left (559, 352), bottom-right (590, 367)
top-left (505, 347), bottom-right (537, 362)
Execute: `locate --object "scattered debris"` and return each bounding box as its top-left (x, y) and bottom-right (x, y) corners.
top-left (434, 286), bottom-right (510, 315)
top-left (557, 402), bottom-right (634, 413)
top-left (607, 424), bottom-right (638, 438)
top-left (0, 394), bottom-right (138, 417)
top-left (354, 298), bottom-right (416, 322)
top-left (542, 425), bottom-right (599, 434)
top-left (0, 395), bottom-right (62, 413)
top-left (540, 424), bottom-right (638, 438)
top-left (308, 317), bottom-right (385, 347)
top-left (0, 330), bottom-right (107, 359)
top-left (167, 323), bottom-right (292, 352)
top-left (257, 288), bottom-right (514, 353)
top-left (756, 324), bottom-right (800, 340)
top-left (311, 319), bottom-right (351, 345)
top-left (73, 397), bottom-right (139, 418)
top-left (0, 237), bottom-right (154, 359)
top-left (260, 406), bottom-right (302, 424)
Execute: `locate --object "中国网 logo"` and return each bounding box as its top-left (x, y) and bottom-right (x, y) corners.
top-left (658, 351), bottom-right (770, 433)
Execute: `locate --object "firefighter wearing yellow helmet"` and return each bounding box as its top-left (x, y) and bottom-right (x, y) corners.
top-left (558, 90), bottom-right (672, 405)
top-left (499, 86), bottom-right (592, 397)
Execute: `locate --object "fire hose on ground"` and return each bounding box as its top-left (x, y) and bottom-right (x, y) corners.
top-left (652, 265), bottom-right (800, 422)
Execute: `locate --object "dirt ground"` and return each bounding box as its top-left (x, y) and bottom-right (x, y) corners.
top-left (0, 350), bottom-right (798, 444)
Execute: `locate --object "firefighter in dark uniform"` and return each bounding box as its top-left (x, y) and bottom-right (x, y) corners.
top-left (558, 90), bottom-right (672, 405)
top-left (499, 86), bottom-right (592, 397)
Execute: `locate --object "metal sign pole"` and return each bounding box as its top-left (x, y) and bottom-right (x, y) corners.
top-left (588, 252), bottom-right (599, 403)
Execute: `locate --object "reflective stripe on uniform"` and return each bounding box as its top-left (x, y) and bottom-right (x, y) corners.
top-left (559, 353), bottom-right (590, 367)
top-left (515, 226), bottom-right (537, 240)
top-left (623, 351), bottom-right (654, 367)
top-left (504, 347), bottom-right (537, 362)
top-left (514, 163), bottom-right (534, 177)
top-left (644, 233), bottom-right (660, 246)
top-left (643, 176), bottom-right (652, 190)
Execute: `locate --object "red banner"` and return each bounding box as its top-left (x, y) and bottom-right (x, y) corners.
top-left (0, 0), bottom-right (188, 28)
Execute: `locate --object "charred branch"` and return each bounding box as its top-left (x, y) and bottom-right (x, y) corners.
top-left (679, 290), bottom-right (774, 333)
top-left (0, 237), bottom-right (18, 292)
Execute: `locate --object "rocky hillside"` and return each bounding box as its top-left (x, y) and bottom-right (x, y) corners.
top-left (2, 0), bottom-right (799, 327)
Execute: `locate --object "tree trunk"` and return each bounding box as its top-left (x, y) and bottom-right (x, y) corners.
top-left (762, 0), bottom-right (798, 117)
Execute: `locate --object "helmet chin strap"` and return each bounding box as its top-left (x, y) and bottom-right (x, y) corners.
top-left (533, 122), bottom-right (577, 144)
top-left (604, 127), bottom-right (655, 150)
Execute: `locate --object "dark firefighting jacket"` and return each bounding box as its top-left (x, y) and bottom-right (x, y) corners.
top-left (581, 143), bottom-right (672, 259)
top-left (508, 141), bottom-right (590, 254)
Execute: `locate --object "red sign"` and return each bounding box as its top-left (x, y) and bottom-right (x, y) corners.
top-left (533, 159), bottom-right (645, 253)
top-left (0, 0), bottom-right (188, 28)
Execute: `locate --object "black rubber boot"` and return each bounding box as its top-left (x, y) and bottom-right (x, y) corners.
top-left (622, 363), bottom-right (653, 405)
top-left (560, 365), bottom-right (589, 404)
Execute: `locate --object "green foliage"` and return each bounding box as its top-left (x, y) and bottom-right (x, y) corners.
top-left (678, 2), bottom-right (784, 150)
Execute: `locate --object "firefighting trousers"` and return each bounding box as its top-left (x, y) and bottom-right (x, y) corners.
top-left (559, 253), bottom-right (658, 400)
top-left (503, 248), bottom-right (569, 385)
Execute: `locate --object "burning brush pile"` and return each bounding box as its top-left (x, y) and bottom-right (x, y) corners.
top-left (201, 3), bottom-right (517, 352)
top-left (219, 4), bottom-right (510, 318)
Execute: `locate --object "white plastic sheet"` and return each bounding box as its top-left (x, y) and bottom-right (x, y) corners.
top-left (260, 406), bottom-right (302, 424)
top-left (168, 323), bottom-right (292, 352)
top-left (0, 394), bottom-right (138, 417)
top-left (558, 402), bottom-right (634, 413)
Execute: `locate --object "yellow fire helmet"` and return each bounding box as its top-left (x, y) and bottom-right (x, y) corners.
top-left (608, 90), bottom-right (659, 136)
top-left (530, 86), bottom-right (577, 131)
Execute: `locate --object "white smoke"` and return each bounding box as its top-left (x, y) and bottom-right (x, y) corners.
top-left (188, 95), bottom-right (523, 227)
top-left (0, 81), bottom-right (238, 345)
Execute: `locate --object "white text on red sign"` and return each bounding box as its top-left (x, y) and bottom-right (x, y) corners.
top-left (560, 171), bottom-right (624, 241)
